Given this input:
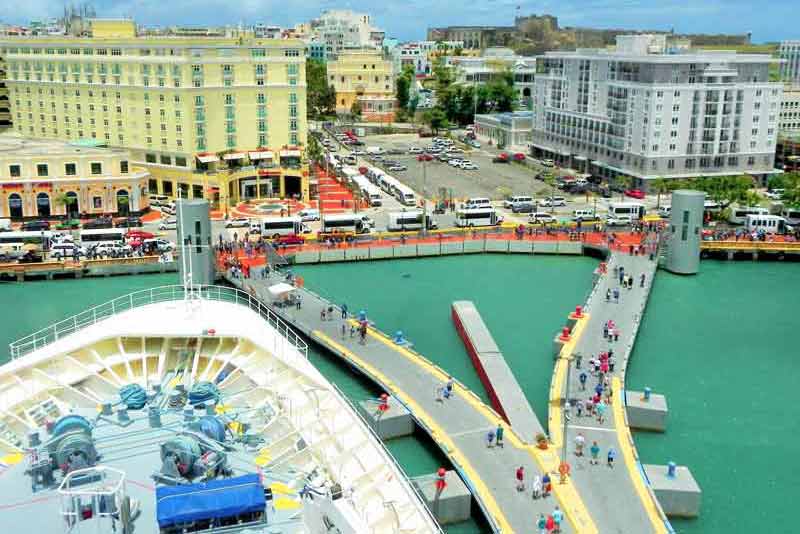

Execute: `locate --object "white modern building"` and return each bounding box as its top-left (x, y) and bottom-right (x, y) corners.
top-left (391, 40), bottom-right (464, 77)
top-left (778, 85), bottom-right (800, 134)
top-left (531, 34), bottom-right (783, 187)
top-left (474, 111), bottom-right (533, 149)
top-left (297, 10), bottom-right (384, 58)
top-left (779, 40), bottom-right (800, 84)
top-left (447, 47), bottom-right (536, 106)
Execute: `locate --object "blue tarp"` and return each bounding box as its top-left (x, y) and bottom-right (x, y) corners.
top-left (156, 473), bottom-right (265, 528)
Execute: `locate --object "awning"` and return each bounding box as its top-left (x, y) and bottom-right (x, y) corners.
top-left (197, 154), bottom-right (219, 163)
top-left (248, 151), bottom-right (274, 160)
top-left (573, 156), bottom-right (587, 161)
top-left (156, 473), bottom-right (265, 528)
top-left (268, 282), bottom-right (296, 298)
top-left (280, 149), bottom-right (302, 158)
top-left (223, 152), bottom-right (246, 161)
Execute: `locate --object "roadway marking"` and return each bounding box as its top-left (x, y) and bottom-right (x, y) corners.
top-left (448, 426), bottom-right (496, 439)
top-left (568, 425), bottom-right (617, 433)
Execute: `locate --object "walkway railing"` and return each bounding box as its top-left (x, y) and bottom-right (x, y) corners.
top-left (8, 285), bottom-right (308, 360)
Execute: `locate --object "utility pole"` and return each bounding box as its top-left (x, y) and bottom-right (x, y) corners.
top-left (422, 157), bottom-right (428, 236)
top-left (561, 353), bottom-right (572, 464)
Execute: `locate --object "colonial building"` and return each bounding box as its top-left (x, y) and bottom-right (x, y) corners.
top-left (0, 134), bottom-right (149, 219)
top-left (328, 49), bottom-right (396, 122)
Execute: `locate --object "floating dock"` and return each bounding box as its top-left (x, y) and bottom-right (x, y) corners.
top-left (451, 300), bottom-right (545, 441)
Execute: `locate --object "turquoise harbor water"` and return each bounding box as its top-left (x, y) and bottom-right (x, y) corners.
top-left (1, 257), bottom-right (797, 534)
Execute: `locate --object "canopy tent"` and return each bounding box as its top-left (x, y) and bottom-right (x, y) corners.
top-left (267, 283), bottom-right (296, 299)
top-left (279, 149), bottom-right (302, 158)
top-left (223, 152), bottom-right (247, 161)
top-left (248, 151), bottom-right (274, 160)
top-left (197, 154), bottom-right (219, 163)
top-left (156, 473), bottom-right (265, 528)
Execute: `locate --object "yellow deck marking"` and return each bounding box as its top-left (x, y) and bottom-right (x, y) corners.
top-left (270, 481), bottom-right (296, 495)
top-left (274, 496), bottom-right (302, 510)
top-left (254, 447), bottom-right (271, 467)
top-left (612, 377), bottom-right (669, 534)
top-left (316, 328), bottom-right (599, 533)
top-left (0, 452), bottom-right (24, 465)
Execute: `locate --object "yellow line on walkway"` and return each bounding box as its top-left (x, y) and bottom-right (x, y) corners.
top-left (548, 314), bottom-right (589, 451)
top-left (319, 326), bottom-right (599, 534)
top-left (611, 378), bottom-right (669, 534)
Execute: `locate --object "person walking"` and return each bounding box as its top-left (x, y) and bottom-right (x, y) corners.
top-left (515, 466), bottom-right (525, 492)
top-left (552, 506), bottom-right (564, 534)
top-left (341, 303), bottom-right (348, 319)
top-left (613, 328), bottom-right (620, 342)
top-left (542, 473), bottom-right (552, 497)
top-left (537, 513), bottom-right (547, 534)
top-left (327, 305), bottom-right (334, 320)
top-left (350, 324), bottom-right (356, 338)
top-left (605, 288), bottom-right (611, 302)
top-left (320, 308), bottom-right (326, 321)
top-left (495, 424), bottom-right (504, 448)
top-left (574, 433), bottom-right (586, 456)
top-left (590, 441), bottom-right (600, 465)
top-left (575, 400), bottom-right (583, 418)
top-left (446, 376), bottom-right (454, 397)
top-left (613, 287), bottom-right (620, 303)
top-left (596, 400), bottom-right (607, 424)
top-left (486, 428), bottom-right (495, 448)
top-left (341, 323), bottom-right (346, 338)
top-left (640, 273), bottom-right (646, 288)
top-left (607, 447), bottom-right (617, 468)
top-left (532, 474), bottom-right (542, 500)
top-left (579, 371), bottom-right (587, 391)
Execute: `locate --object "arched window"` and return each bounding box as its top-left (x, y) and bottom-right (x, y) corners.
top-left (65, 191), bottom-right (79, 218)
top-left (8, 193), bottom-right (23, 218)
top-left (36, 192), bottom-right (50, 217)
top-left (116, 189), bottom-right (130, 216)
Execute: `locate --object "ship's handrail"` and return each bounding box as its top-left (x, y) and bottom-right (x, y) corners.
top-left (330, 382), bottom-right (444, 534)
top-left (8, 284), bottom-right (308, 360)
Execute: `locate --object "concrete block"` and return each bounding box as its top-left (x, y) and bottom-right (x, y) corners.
top-left (626, 391), bottom-right (668, 432)
top-left (319, 249), bottom-right (346, 262)
top-left (441, 241), bottom-right (465, 255)
top-left (370, 246), bottom-right (393, 259)
top-left (411, 470), bottom-right (471, 525)
top-left (509, 240), bottom-right (535, 254)
top-left (293, 251), bottom-right (320, 264)
top-left (462, 240), bottom-right (484, 253)
top-left (552, 334), bottom-right (568, 358)
top-left (534, 241), bottom-right (557, 254)
top-left (644, 464), bottom-right (702, 518)
top-left (393, 244), bottom-right (417, 258)
top-left (485, 239), bottom-right (510, 253)
top-left (356, 396), bottom-right (414, 440)
top-left (558, 241), bottom-right (583, 254)
top-left (345, 248), bottom-right (370, 261)
top-left (417, 243), bottom-right (441, 257)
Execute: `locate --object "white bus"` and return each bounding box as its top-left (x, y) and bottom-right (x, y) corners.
top-left (782, 208), bottom-right (800, 226)
top-left (340, 166), bottom-right (361, 185)
top-left (728, 206), bottom-right (769, 225)
top-left (455, 208), bottom-right (503, 227)
top-left (79, 228), bottom-right (127, 245)
top-left (320, 213), bottom-right (372, 237)
top-left (394, 183), bottom-right (416, 206)
top-left (0, 230), bottom-right (54, 246)
top-left (379, 174), bottom-right (400, 194)
top-left (608, 202), bottom-right (646, 220)
top-left (387, 210), bottom-right (437, 232)
top-left (745, 214), bottom-right (792, 234)
top-left (251, 217), bottom-right (307, 238)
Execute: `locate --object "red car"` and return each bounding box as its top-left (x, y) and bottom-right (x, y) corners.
top-left (417, 153), bottom-right (434, 162)
top-left (513, 152), bottom-right (526, 161)
top-left (126, 230), bottom-right (155, 240)
top-left (273, 234), bottom-right (305, 246)
top-left (624, 189), bottom-right (646, 199)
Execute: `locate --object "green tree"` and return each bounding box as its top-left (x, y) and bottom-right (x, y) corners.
top-left (782, 173), bottom-right (800, 207)
top-left (396, 65), bottom-right (414, 110)
top-left (306, 59), bottom-right (336, 118)
top-left (350, 99), bottom-right (362, 119)
top-left (650, 177), bottom-right (672, 208)
top-left (306, 135), bottom-right (323, 168)
top-left (690, 175), bottom-right (754, 209)
top-left (433, 58), bottom-right (455, 92)
top-left (422, 107), bottom-right (449, 134)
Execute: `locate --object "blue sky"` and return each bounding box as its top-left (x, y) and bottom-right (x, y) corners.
top-left (2, 0), bottom-right (795, 43)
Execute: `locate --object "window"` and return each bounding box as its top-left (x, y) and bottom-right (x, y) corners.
top-left (120, 161), bottom-right (129, 173)
top-left (145, 153), bottom-right (157, 163)
top-left (160, 155), bottom-right (171, 165)
top-left (65, 163), bottom-right (77, 175)
top-left (175, 157), bottom-right (187, 167)
top-left (90, 162), bottom-right (102, 175)
top-left (37, 163), bottom-right (48, 177)
top-left (9, 164), bottom-right (21, 177)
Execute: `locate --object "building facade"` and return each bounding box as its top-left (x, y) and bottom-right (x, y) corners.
top-left (474, 111), bottom-right (533, 148)
top-left (0, 134), bottom-right (149, 219)
top-left (778, 84), bottom-right (800, 135)
top-left (299, 10), bottom-right (384, 59)
top-left (779, 40), bottom-right (800, 84)
top-left (531, 35), bottom-right (782, 187)
top-left (447, 47), bottom-right (536, 106)
top-left (391, 41), bottom-right (464, 77)
top-left (0, 18), bottom-right (310, 213)
top-left (426, 26), bottom-right (516, 50)
top-left (328, 49), bottom-right (395, 122)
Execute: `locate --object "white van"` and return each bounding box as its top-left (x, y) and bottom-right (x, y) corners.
top-left (366, 146), bottom-right (385, 155)
top-left (606, 213), bottom-right (634, 226)
top-left (745, 214), bottom-right (792, 234)
top-left (464, 197), bottom-right (491, 209)
top-left (782, 208), bottom-right (800, 225)
top-left (530, 213), bottom-right (558, 225)
top-left (503, 196), bottom-right (533, 209)
top-left (148, 194), bottom-right (169, 206)
top-left (572, 209), bottom-right (599, 222)
top-left (728, 206), bottom-right (768, 225)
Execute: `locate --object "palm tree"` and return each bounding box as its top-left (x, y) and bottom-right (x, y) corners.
top-left (615, 176), bottom-right (633, 201)
top-left (650, 177), bottom-right (672, 208)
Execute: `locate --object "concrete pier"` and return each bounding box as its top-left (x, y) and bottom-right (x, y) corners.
top-left (356, 395), bottom-right (415, 439)
top-left (644, 464), bottom-right (702, 518)
top-left (411, 470), bottom-right (472, 525)
top-left (451, 301), bottom-right (545, 441)
top-left (626, 390), bottom-right (669, 432)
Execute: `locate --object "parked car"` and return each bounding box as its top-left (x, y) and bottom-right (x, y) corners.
top-left (624, 189), bottom-right (646, 200)
top-left (448, 159), bottom-right (463, 167)
top-left (764, 189), bottom-right (784, 200)
top-left (388, 164), bottom-right (407, 172)
top-left (158, 217), bottom-right (177, 231)
top-left (469, 140), bottom-right (481, 148)
top-left (55, 219), bottom-right (81, 230)
top-left (511, 202), bottom-right (535, 213)
top-left (298, 209), bottom-right (320, 222)
top-left (273, 234), bottom-right (305, 246)
top-left (126, 230), bottom-right (155, 240)
top-left (50, 242), bottom-right (86, 259)
top-left (408, 147), bottom-right (423, 154)
top-left (114, 216), bottom-right (142, 228)
top-left (529, 213), bottom-right (558, 224)
top-left (541, 159), bottom-right (555, 167)
top-left (539, 196), bottom-right (567, 207)
top-left (91, 242), bottom-right (133, 257)
top-left (460, 162), bottom-right (478, 170)
top-left (225, 217), bottom-right (250, 228)
top-left (513, 153), bottom-right (526, 161)
top-left (493, 153), bottom-right (510, 164)
top-left (417, 154), bottom-right (434, 162)
top-left (83, 217), bottom-right (113, 229)
top-left (142, 238), bottom-right (175, 253)
top-left (21, 220), bottom-right (51, 231)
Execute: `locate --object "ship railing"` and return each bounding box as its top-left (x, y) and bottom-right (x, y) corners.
top-left (8, 284), bottom-right (308, 360)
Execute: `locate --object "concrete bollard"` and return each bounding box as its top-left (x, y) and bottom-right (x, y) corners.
top-left (411, 469), bottom-right (471, 525)
top-left (643, 387), bottom-right (652, 401)
top-left (667, 461), bottom-right (677, 478)
top-left (393, 330), bottom-right (406, 345)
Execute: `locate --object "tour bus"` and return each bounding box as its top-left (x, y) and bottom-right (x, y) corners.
top-left (608, 202), bottom-right (646, 220)
top-left (0, 230), bottom-right (54, 257)
top-left (366, 167), bottom-right (384, 185)
top-left (727, 206), bottom-right (769, 225)
top-left (394, 183), bottom-right (417, 206)
top-left (365, 185), bottom-right (383, 207)
top-left (387, 210), bottom-right (438, 232)
top-left (379, 174), bottom-right (400, 194)
top-left (250, 217), bottom-right (308, 238)
top-left (319, 213), bottom-right (372, 240)
top-left (455, 208), bottom-right (503, 227)
top-left (79, 228), bottom-right (127, 245)
top-left (745, 214), bottom-right (793, 234)
top-left (340, 166), bottom-right (361, 185)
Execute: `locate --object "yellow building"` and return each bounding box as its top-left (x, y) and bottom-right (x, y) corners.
top-left (0, 19), bottom-right (309, 214)
top-left (0, 134), bottom-right (149, 219)
top-left (328, 49), bottom-right (396, 122)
